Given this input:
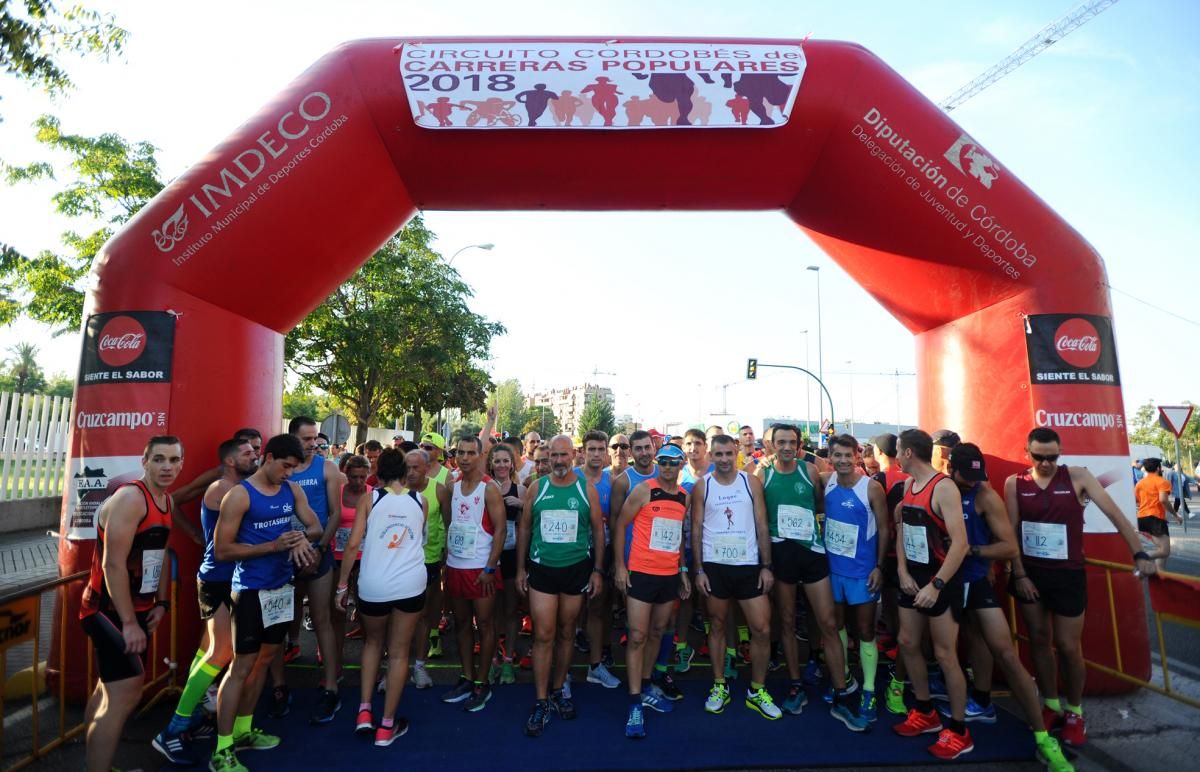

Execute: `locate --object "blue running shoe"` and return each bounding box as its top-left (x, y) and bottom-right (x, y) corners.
top-left (859, 690), bottom-right (878, 723)
top-left (641, 683), bottom-right (675, 714)
top-left (803, 658), bottom-right (822, 687)
top-left (625, 704), bottom-right (646, 738)
top-left (152, 729), bottom-right (197, 765)
top-left (830, 702), bottom-right (871, 733)
top-left (937, 696), bottom-right (997, 724)
top-left (782, 683), bottom-right (808, 715)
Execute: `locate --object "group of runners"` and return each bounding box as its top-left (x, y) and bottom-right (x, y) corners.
top-left (78, 415), bottom-right (1160, 772)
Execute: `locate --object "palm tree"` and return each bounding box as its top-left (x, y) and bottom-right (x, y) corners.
top-left (7, 343), bottom-right (43, 394)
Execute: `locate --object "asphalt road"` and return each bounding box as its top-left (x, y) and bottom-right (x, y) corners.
top-left (1147, 512), bottom-right (1200, 681)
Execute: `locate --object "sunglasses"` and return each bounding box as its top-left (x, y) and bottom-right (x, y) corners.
top-left (610, 443), bottom-right (630, 450)
top-left (1030, 452), bottom-right (1060, 463)
top-left (316, 444), bottom-right (329, 450)
top-left (657, 458), bottom-right (683, 467)
top-left (420, 444), bottom-right (437, 451)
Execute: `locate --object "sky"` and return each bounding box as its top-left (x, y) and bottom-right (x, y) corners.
top-left (0, 0), bottom-right (1197, 435)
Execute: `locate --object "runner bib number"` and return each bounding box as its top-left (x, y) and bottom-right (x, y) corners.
top-left (504, 520), bottom-right (517, 550)
top-left (824, 519), bottom-right (859, 558)
top-left (903, 525), bottom-right (929, 564)
top-left (649, 517), bottom-right (683, 552)
top-left (777, 504), bottom-right (815, 542)
top-left (540, 510), bottom-right (579, 544)
top-left (260, 584), bottom-right (294, 627)
top-left (335, 527), bottom-right (352, 554)
top-left (710, 531), bottom-right (749, 563)
top-left (447, 521), bottom-right (477, 558)
top-left (140, 549), bottom-right (165, 594)
top-left (1021, 521), bottom-right (1069, 561)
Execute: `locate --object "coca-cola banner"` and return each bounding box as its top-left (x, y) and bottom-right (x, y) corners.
top-left (1024, 313), bottom-right (1120, 387)
top-left (67, 311), bottom-right (175, 539)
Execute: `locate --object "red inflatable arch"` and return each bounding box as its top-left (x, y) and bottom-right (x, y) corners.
top-left (56, 37), bottom-right (1145, 695)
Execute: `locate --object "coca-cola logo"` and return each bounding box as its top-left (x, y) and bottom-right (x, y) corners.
top-left (96, 316), bottom-right (147, 367)
top-left (1053, 318), bottom-right (1101, 369)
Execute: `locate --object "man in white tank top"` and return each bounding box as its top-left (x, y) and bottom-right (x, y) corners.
top-left (690, 434), bottom-right (781, 720)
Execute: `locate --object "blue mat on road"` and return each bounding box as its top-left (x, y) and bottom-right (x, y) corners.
top-left (185, 674), bottom-right (1037, 770)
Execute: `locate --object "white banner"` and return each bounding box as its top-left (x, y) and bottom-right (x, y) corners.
top-left (399, 41), bottom-right (805, 129)
top-left (65, 455), bottom-right (145, 540)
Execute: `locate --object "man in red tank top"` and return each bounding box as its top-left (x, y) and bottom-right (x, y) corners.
top-left (81, 435), bottom-right (183, 772)
top-left (1004, 427), bottom-right (1157, 749)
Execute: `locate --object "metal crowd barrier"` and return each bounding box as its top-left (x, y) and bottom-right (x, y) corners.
top-left (1, 556), bottom-right (180, 771)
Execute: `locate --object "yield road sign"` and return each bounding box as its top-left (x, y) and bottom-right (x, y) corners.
top-left (1157, 405), bottom-right (1194, 438)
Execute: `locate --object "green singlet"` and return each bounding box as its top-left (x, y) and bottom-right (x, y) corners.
top-left (762, 460), bottom-right (824, 552)
top-left (422, 476), bottom-right (445, 563)
top-left (530, 474), bottom-right (592, 567)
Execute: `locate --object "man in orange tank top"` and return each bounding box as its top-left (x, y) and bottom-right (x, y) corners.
top-left (81, 435), bottom-right (183, 772)
top-left (1005, 427), bottom-right (1157, 748)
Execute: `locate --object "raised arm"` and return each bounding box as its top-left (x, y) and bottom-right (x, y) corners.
top-left (1075, 467), bottom-right (1157, 576)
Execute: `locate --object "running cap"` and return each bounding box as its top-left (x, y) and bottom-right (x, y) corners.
top-left (420, 432), bottom-right (446, 449)
top-left (932, 429), bottom-right (962, 448)
top-left (871, 433), bottom-right (899, 458)
top-left (656, 444), bottom-right (685, 461)
top-left (392, 434), bottom-right (403, 440)
top-left (647, 428), bottom-right (665, 439)
top-left (949, 443), bottom-right (987, 482)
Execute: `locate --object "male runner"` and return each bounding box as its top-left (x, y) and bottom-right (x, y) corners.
top-left (361, 440), bottom-right (383, 485)
top-left (154, 438), bottom-right (257, 765)
top-left (609, 433), bottom-right (631, 471)
top-left (282, 416), bottom-right (346, 724)
top-left (1134, 458), bottom-right (1173, 565)
top-left (442, 435), bottom-right (506, 711)
top-left (946, 444), bottom-right (1074, 772)
top-left (210, 433), bottom-right (322, 772)
top-left (1006, 427), bottom-right (1157, 748)
top-left (613, 442), bottom-right (691, 737)
top-left (892, 429), bottom-right (972, 760)
top-left (579, 430), bottom-right (621, 687)
top-left (931, 430), bottom-right (960, 475)
top-left (81, 436), bottom-right (181, 772)
top-left (518, 435), bottom-right (604, 736)
top-left (822, 433), bottom-right (887, 730)
top-left (406, 448), bottom-right (451, 688)
top-left (692, 434), bottom-right (781, 720)
top-left (755, 424), bottom-right (859, 725)
top-left (521, 431), bottom-right (543, 482)
top-left (738, 425), bottom-right (761, 472)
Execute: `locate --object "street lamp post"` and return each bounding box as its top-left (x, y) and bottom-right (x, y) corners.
top-left (846, 360), bottom-right (855, 438)
top-left (448, 242), bottom-right (495, 266)
top-left (806, 266), bottom-right (824, 434)
top-left (799, 330), bottom-right (810, 436)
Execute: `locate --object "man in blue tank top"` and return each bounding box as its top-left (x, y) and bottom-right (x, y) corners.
top-left (948, 444), bottom-right (1073, 771)
top-left (154, 438), bottom-right (257, 765)
top-left (211, 433), bottom-right (323, 771)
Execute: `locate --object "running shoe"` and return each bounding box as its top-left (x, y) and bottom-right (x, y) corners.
top-left (823, 674), bottom-right (858, 704)
top-left (267, 685), bottom-right (291, 719)
top-left (654, 672), bottom-right (684, 701)
top-left (619, 632), bottom-right (628, 647)
top-left (550, 688), bottom-right (577, 720)
top-left (355, 708), bottom-right (374, 735)
top-left (625, 703), bottom-right (646, 738)
top-left (441, 676), bottom-right (474, 704)
top-left (885, 677), bottom-right (907, 715)
top-left (561, 671), bottom-right (573, 700)
top-left (438, 614), bottom-right (451, 634)
top-left (859, 690), bottom-right (878, 723)
top-left (374, 719), bottom-right (409, 747)
top-left (705, 682), bottom-right (731, 714)
top-left (203, 683), bottom-right (220, 714)
top-left (738, 640), bottom-right (752, 664)
top-left (465, 683), bottom-right (492, 712)
top-left (698, 642), bottom-right (710, 659)
top-left (520, 615), bottom-right (532, 636)
top-left (574, 629), bottom-right (591, 653)
top-left (601, 646), bottom-right (615, 669)
top-left (282, 640), bottom-right (301, 664)
top-left (311, 689), bottom-right (341, 724)
top-left (524, 700), bottom-right (550, 737)
top-left (937, 696), bottom-right (997, 724)
top-left (344, 626), bottom-right (364, 640)
top-left (587, 662), bottom-right (621, 689)
top-left (689, 611), bottom-right (705, 633)
top-left (782, 683), bottom-right (808, 715)
top-left (675, 644), bottom-right (695, 673)
top-left (928, 727), bottom-right (974, 760)
top-left (928, 671), bottom-right (949, 701)
top-left (641, 683), bottom-right (675, 713)
top-left (745, 686), bottom-right (782, 720)
top-left (208, 747), bottom-right (247, 772)
top-left (1042, 705), bottom-right (1064, 733)
top-left (1060, 712), bottom-right (1086, 747)
top-left (1036, 734), bottom-right (1075, 772)
top-left (499, 660), bottom-right (516, 685)
top-left (377, 673), bottom-right (387, 694)
top-left (518, 654), bottom-right (533, 670)
top-left (153, 729), bottom-right (198, 766)
top-left (427, 632), bottom-right (443, 659)
top-left (412, 662), bottom-right (433, 689)
top-left (830, 702), bottom-right (871, 732)
top-left (893, 707), bottom-right (942, 737)
top-left (303, 611), bottom-right (314, 631)
top-left (186, 707), bottom-right (217, 741)
top-left (723, 652), bottom-right (738, 680)
top-left (234, 727), bottom-right (280, 751)
top-left (802, 658), bottom-right (822, 687)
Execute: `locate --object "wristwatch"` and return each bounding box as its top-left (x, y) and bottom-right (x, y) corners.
top-left (482, 566), bottom-right (496, 575)
top-left (1133, 551), bottom-right (1151, 562)
top-left (931, 577), bottom-right (946, 591)
top-left (155, 599), bottom-right (170, 612)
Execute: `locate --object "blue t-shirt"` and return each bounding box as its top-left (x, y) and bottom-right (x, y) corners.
top-left (232, 480), bottom-right (296, 592)
top-left (198, 497), bottom-right (234, 582)
top-left (823, 476), bottom-right (877, 580)
top-left (289, 456), bottom-right (328, 527)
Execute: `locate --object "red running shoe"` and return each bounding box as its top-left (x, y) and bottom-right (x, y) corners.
top-left (438, 615), bottom-right (451, 634)
top-left (518, 654), bottom-right (533, 670)
top-left (893, 708), bottom-right (943, 737)
top-left (282, 642), bottom-right (300, 664)
top-left (928, 727), bottom-right (974, 760)
top-left (355, 709), bottom-right (374, 735)
top-left (374, 719), bottom-right (409, 747)
top-left (1041, 706), bottom-right (1063, 733)
top-left (520, 615), bottom-right (532, 636)
top-left (1060, 711), bottom-right (1086, 747)
top-left (345, 626), bottom-right (364, 640)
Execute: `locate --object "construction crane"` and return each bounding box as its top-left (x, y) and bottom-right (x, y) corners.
top-left (939, 0), bottom-right (1120, 112)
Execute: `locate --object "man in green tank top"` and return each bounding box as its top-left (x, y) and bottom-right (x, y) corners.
top-left (516, 435), bottom-right (604, 737)
top-left (755, 424), bottom-right (855, 721)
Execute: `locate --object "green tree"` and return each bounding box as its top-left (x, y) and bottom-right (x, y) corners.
top-left (488, 379), bottom-right (527, 438)
top-left (0, 342), bottom-right (46, 394)
top-left (0, 1), bottom-right (127, 109)
top-left (577, 395), bottom-right (615, 439)
top-left (2, 116), bottom-right (163, 329)
top-left (286, 219), bottom-right (502, 446)
top-left (522, 405), bottom-right (560, 437)
top-left (44, 371), bottom-right (72, 397)
top-left (282, 386), bottom-right (341, 422)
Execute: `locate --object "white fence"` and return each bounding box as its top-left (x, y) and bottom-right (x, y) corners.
top-left (0, 392), bottom-right (73, 501)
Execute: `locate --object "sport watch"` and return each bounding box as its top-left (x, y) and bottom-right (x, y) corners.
top-left (931, 577), bottom-right (946, 591)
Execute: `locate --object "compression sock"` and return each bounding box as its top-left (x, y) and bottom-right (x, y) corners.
top-left (838, 628), bottom-right (850, 676)
top-left (1065, 702), bottom-right (1083, 716)
top-left (216, 734), bottom-right (234, 752)
top-left (168, 661), bottom-right (221, 733)
top-left (1034, 730), bottom-right (1049, 742)
top-left (655, 635), bottom-right (674, 675)
top-left (188, 648), bottom-right (206, 680)
top-left (738, 625), bottom-right (749, 644)
top-left (859, 639), bottom-right (879, 691)
top-left (1043, 697), bottom-right (1062, 713)
top-left (232, 714), bottom-right (253, 738)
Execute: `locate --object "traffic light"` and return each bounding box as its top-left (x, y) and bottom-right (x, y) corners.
top-left (747, 358), bottom-right (757, 379)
